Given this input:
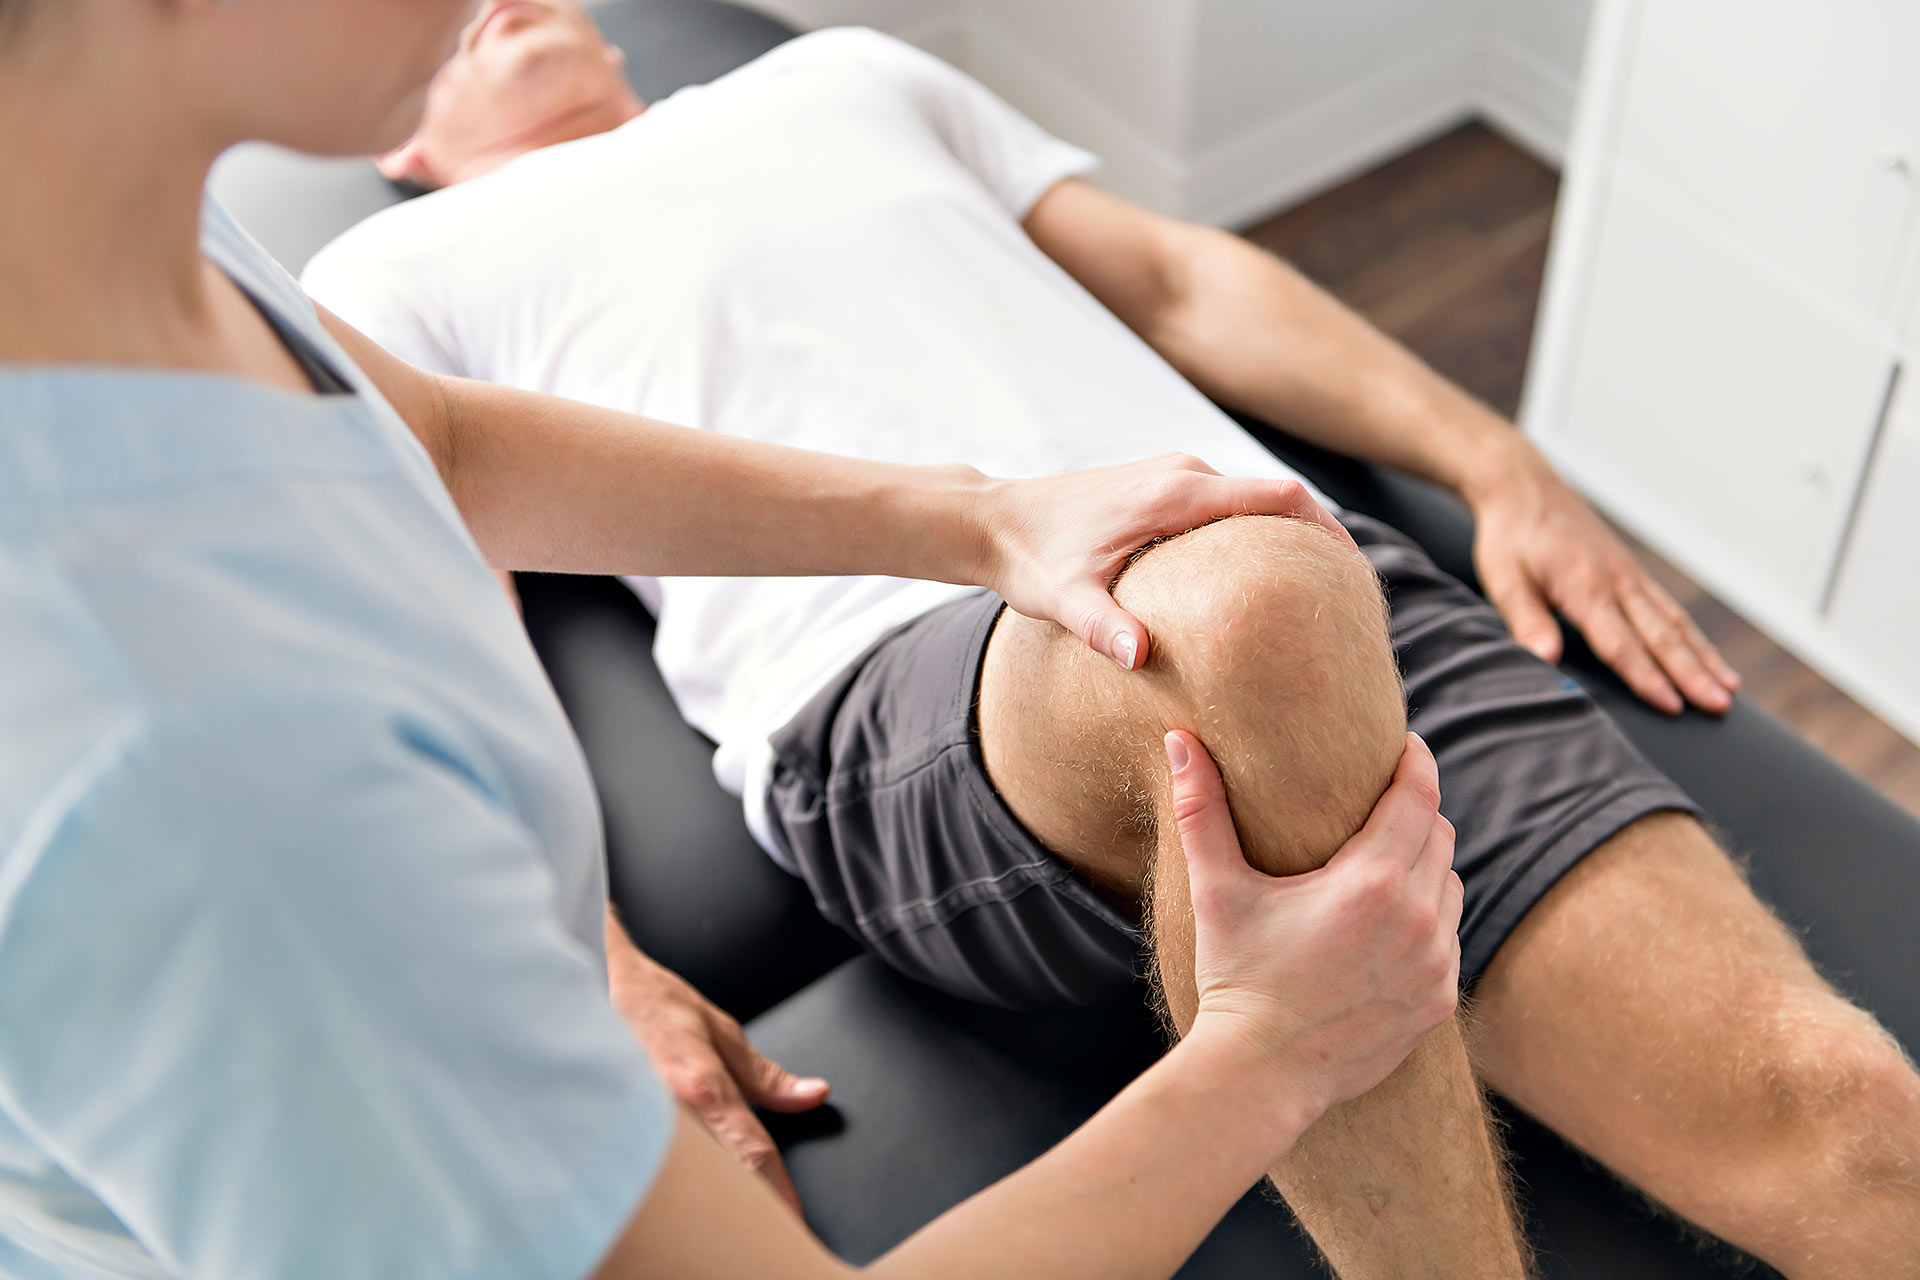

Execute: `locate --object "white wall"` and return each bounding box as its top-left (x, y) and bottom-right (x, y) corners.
top-left (961, 0), bottom-right (1196, 210)
top-left (970, 0), bottom-right (1195, 153)
top-left (1480, 0), bottom-right (1593, 164)
top-left (1181, 0), bottom-right (1486, 225)
top-left (735, 0), bottom-right (1593, 224)
top-left (740, 0), bottom-right (960, 54)
top-left (1190, 0), bottom-right (1477, 149)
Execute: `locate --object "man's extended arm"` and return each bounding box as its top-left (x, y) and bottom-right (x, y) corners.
top-left (1023, 179), bottom-right (1740, 715)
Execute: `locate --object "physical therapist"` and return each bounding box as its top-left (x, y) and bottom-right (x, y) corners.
top-left (0, 1), bottom-right (1464, 1276)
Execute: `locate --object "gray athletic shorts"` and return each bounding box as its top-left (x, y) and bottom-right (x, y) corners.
top-left (766, 514), bottom-right (1703, 1010)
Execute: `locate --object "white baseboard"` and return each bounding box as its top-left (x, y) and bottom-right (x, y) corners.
top-left (1187, 37), bottom-right (1482, 229)
top-left (1478, 35), bottom-right (1580, 167)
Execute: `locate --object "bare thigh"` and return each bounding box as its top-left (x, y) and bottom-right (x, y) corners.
top-left (1468, 811), bottom-right (1920, 1269)
top-left (977, 604), bottom-right (1163, 905)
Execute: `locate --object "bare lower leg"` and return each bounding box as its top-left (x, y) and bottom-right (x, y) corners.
top-left (982, 516), bottom-right (1532, 1278)
top-left (1149, 814), bottom-right (1530, 1279)
top-left (1470, 813), bottom-right (1920, 1278)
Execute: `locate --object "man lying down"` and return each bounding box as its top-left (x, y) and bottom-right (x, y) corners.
top-left (304, 8), bottom-right (1920, 1276)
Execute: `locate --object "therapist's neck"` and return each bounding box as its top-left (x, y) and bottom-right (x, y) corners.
top-left (0, 29), bottom-right (230, 369)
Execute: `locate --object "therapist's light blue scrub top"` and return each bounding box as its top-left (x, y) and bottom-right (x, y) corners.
top-left (0, 201), bottom-right (675, 1278)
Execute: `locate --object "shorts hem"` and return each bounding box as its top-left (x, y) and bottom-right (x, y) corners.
top-left (1461, 781), bottom-right (1703, 987)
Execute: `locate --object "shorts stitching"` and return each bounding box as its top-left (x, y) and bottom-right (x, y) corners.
top-left (849, 849), bottom-right (1073, 940)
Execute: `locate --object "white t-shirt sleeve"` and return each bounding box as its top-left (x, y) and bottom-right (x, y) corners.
top-left (825, 28), bottom-right (1101, 219)
top-left (0, 698), bottom-right (673, 1280)
top-left (304, 230), bottom-right (465, 377)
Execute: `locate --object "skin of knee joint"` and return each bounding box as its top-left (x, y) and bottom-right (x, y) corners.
top-left (1113, 514), bottom-right (1407, 875)
top-left (1822, 1036), bottom-right (1920, 1198)
top-left (1736, 1008), bottom-right (1920, 1202)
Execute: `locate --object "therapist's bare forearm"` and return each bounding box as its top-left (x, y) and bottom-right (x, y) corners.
top-left (866, 1025), bottom-right (1315, 1280)
top-left (438, 377), bottom-right (991, 582)
top-left (612, 1021), bottom-right (1317, 1280)
top-left (1153, 227), bottom-right (1532, 504)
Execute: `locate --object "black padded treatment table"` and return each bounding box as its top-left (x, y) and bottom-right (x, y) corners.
top-left (213, 3), bottom-right (1920, 1274)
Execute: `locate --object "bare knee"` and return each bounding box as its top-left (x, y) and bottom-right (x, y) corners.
top-left (1758, 1013), bottom-right (1920, 1187)
top-left (978, 514), bottom-right (1405, 896)
top-left (1114, 514), bottom-right (1407, 875)
top-left (1712, 1008), bottom-right (1920, 1270)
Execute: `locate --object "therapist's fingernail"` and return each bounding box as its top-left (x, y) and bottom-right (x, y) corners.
top-left (1164, 732), bottom-right (1191, 774)
top-left (1111, 633), bottom-right (1137, 670)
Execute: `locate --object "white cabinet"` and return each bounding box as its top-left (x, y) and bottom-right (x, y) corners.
top-left (1526, 0), bottom-right (1920, 745)
top-left (1613, 0), bottom-right (1920, 321)
top-left (1827, 379), bottom-right (1920, 728)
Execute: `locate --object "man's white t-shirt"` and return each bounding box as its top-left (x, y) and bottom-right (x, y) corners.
top-left (305, 27), bottom-right (1325, 865)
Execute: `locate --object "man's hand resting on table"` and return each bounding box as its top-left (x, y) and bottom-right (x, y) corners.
top-left (604, 913), bottom-right (828, 1214)
top-left (1464, 439), bottom-right (1740, 716)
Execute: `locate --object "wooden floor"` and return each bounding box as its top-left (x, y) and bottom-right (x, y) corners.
top-left (1242, 121), bottom-right (1920, 823)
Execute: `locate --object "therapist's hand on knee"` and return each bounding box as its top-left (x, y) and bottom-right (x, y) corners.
top-left (605, 930), bottom-right (828, 1214)
top-left (1168, 729), bottom-right (1462, 1114)
top-left (981, 454), bottom-right (1349, 673)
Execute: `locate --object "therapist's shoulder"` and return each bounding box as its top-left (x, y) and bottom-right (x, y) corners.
top-left (0, 578), bottom-right (148, 869)
top-left (0, 667), bottom-right (502, 900)
top-left (0, 540), bottom-right (485, 876)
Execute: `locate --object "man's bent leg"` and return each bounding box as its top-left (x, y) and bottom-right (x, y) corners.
top-left (980, 515), bottom-right (1531, 1279)
top-left (1148, 799), bottom-right (1528, 1279)
top-left (1470, 812), bottom-right (1920, 1279)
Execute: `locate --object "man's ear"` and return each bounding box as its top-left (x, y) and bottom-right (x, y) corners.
top-left (606, 44), bottom-right (627, 72)
top-left (377, 139), bottom-right (435, 188)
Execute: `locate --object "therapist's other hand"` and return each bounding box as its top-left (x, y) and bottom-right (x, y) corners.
top-left (980, 454), bottom-right (1350, 672)
top-left (1169, 729), bottom-right (1462, 1115)
top-left (606, 942), bottom-right (828, 1214)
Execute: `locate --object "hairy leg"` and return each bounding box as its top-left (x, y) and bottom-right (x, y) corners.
top-left (1470, 813), bottom-right (1920, 1279)
top-left (980, 515), bottom-right (1531, 1278)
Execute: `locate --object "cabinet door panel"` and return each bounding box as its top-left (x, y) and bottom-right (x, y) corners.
top-left (1563, 176), bottom-right (1893, 604)
top-left (1615, 0), bottom-right (1920, 322)
top-left (1825, 381), bottom-right (1920, 741)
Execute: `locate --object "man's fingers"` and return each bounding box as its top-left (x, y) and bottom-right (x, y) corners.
top-left (708, 1108), bottom-right (804, 1214)
top-left (1703, 630), bottom-right (1742, 689)
top-left (1620, 588), bottom-right (1730, 714)
top-left (1481, 558), bottom-right (1563, 664)
top-left (1567, 591), bottom-right (1683, 714)
top-left (707, 1013), bottom-right (831, 1115)
top-left (1164, 730), bottom-right (1252, 892)
top-left (677, 1060), bottom-right (808, 1213)
top-left (1324, 732), bottom-right (1442, 878)
top-left (1636, 581), bottom-right (1740, 701)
